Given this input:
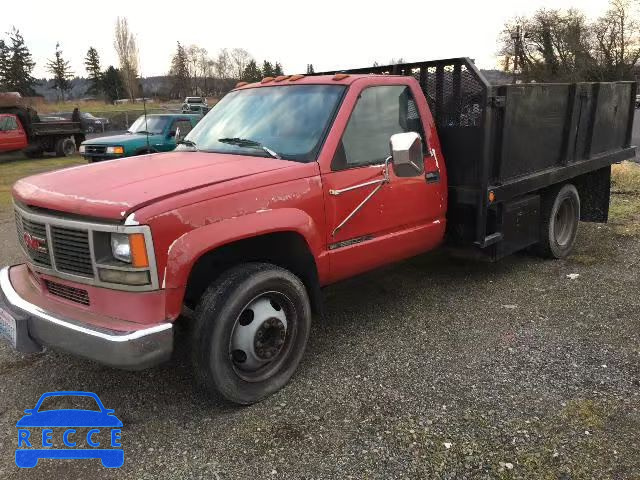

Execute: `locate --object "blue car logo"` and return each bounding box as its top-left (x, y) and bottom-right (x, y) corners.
top-left (15, 391), bottom-right (123, 468)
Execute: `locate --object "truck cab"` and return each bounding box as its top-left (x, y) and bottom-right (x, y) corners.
top-left (0, 113), bottom-right (28, 153)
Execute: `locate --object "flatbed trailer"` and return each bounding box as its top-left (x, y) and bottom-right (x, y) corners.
top-left (316, 58), bottom-right (637, 259)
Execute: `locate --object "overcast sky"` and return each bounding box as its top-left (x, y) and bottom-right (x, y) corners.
top-left (2, 0), bottom-right (613, 79)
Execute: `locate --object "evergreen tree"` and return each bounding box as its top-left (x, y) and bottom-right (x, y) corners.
top-left (273, 62), bottom-right (284, 76)
top-left (5, 27), bottom-right (37, 96)
top-left (103, 66), bottom-right (124, 104)
top-left (84, 47), bottom-right (103, 96)
top-left (306, 64), bottom-right (315, 74)
top-left (47, 42), bottom-right (73, 101)
top-left (0, 39), bottom-right (9, 89)
top-left (242, 60), bottom-right (262, 83)
top-left (169, 42), bottom-right (190, 99)
top-left (262, 60), bottom-right (274, 78)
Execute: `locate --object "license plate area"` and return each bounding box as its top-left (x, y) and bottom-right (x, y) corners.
top-left (0, 306), bottom-right (17, 347)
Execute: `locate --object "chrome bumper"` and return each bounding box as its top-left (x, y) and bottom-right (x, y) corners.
top-left (0, 267), bottom-right (173, 370)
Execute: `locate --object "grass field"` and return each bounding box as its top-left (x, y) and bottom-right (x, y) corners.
top-left (0, 155), bottom-right (85, 211)
top-left (35, 100), bottom-right (180, 114)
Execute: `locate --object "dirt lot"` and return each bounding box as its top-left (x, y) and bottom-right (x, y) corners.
top-left (0, 157), bottom-right (638, 479)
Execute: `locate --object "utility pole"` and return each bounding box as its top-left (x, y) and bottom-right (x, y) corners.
top-left (511, 25), bottom-right (521, 84)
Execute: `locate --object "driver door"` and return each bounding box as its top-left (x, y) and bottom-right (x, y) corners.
top-left (322, 83), bottom-right (445, 282)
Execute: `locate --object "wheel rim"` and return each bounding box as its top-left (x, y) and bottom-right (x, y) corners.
top-left (229, 292), bottom-right (295, 382)
top-left (554, 198), bottom-right (576, 246)
top-left (64, 141), bottom-right (76, 156)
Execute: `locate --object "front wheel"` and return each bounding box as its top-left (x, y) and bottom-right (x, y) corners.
top-left (535, 183), bottom-right (580, 259)
top-left (191, 263), bottom-right (312, 405)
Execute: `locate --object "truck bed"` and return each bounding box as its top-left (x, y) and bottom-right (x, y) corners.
top-left (316, 58), bottom-right (636, 256)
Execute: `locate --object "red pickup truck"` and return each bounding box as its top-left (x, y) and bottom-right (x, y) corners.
top-left (0, 59), bottom-right (635, 405)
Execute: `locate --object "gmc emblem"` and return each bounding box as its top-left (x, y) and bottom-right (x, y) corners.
top-left (23, 232), bottom-right (47, 253)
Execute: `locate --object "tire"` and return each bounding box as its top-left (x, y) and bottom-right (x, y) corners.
top-left (535, 183), bottom-right (580, 259)
top-left (55, 138), bottom-right (76, 157)
top-left (191, 263), bottom-right (312, 405)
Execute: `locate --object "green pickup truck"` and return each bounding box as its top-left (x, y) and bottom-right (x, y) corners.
top-left (79, 113), bottom-right (202, 162)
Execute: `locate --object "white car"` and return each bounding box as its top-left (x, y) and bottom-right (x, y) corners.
top-left (182, 97), bottom-right (208, 113)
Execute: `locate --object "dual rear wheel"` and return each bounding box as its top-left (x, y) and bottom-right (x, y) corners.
top-left (535, 183), bottom-right (581, 259)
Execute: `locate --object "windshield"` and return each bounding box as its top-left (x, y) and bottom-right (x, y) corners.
top-left (128, 115), bottom-right (170, 134)
top-left (184, 85), bottom-right (345, 162)
top-left (187, 98), bottom-right (204, 103)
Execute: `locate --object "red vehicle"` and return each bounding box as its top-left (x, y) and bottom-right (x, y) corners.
top-left (0, 99), bottom-right (81, 157)
top-left (0, 113), bottom-right (29, 152)
top-left (0, 59), bottom-right (635, 405)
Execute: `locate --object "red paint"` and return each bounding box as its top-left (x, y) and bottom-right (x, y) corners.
top-left (11, 74), bottom-right (449, 326)
top-left (0, 114), bottom-right (28, 153)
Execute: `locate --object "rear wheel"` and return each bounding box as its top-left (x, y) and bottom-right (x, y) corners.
top-left (535, 183), bottom-right (580, 259)
top-left (55, 138), bottom-right (76, 157)
top-left (191, 263), bottom-right (312, 405)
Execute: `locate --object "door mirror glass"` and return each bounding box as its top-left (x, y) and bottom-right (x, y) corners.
top-left (389, 132), bottom-right (424, 177)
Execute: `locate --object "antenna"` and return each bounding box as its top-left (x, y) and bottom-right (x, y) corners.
top-left (143, 94), bottom-right (150, 150)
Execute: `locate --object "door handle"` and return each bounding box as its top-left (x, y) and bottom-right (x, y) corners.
top-left (425, 171), bottom-right (440, 183)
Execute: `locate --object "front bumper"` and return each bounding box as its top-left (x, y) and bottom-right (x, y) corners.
top-left (0, 266), bottom-right (173, 370)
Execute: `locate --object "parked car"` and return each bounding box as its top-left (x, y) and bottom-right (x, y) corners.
top-left (54, 111), bottom-right (110, 133)
top-left (78, 113), bottom-right (201, 162)
top-left (0, 58), bottom-right (635, 406)
top-left (182, 96), bottom-right (208, 113)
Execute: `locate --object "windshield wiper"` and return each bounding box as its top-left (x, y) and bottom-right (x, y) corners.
top-left (218, 137), bottom-right (281, 159)
top-left (177, 139), bottom-right (198, 150)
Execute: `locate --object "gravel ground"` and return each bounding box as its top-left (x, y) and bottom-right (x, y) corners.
top-left (0, 174), bottom-right (639, 479)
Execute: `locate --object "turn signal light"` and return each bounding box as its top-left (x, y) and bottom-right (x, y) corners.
top-left (129, 233), bottom-right (149, 268)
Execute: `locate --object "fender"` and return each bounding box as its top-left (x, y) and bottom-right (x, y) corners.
top-left (162, 207), bottom-right (328, 294)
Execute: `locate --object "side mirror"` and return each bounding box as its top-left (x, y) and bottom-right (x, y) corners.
top-left (168, 131), bottom-right (176, 138)
top-left (389, 132), bottom-right (424, 177)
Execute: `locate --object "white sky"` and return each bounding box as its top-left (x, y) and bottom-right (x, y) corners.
top-left (3, 0), bottom-right (612, 79)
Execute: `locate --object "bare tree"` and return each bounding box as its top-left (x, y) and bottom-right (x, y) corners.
top-left (113, 17), bottom-right (140, 101)
top-left (592, 0), bottom-right (640, 80)
top-left (230, 48), bottom-right (252, 79)
top-left (498, 1), bottom-right (640, 82)
top-left (214, 48), bottom-right (231, 79)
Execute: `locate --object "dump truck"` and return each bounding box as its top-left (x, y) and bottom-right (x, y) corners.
top-left (0, 93), bottom-right (83, 157)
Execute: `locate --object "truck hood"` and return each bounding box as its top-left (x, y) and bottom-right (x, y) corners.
top-left (82, 133), bottom-right (159, 145)
top-left (13, 151), bottom-right (297, 220)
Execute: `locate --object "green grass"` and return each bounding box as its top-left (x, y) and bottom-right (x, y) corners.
top-left (0, 155), bottom-right (84, 212)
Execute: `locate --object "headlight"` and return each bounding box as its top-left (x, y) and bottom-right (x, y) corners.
top-left (110, 233), bottom-right (149, 267)
top-left (106, 146), bottom-right (124, 154)
top-left (79, 145), bottom-right (86, 153)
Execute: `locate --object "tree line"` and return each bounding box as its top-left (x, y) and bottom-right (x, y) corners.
top-left (168, 43), bottom-right (285, 99)
top-left (499, 0), bottom-right (640, 82)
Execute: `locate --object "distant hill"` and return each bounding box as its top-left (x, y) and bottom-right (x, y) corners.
top-left (34, 76), bottom-right (173, 102)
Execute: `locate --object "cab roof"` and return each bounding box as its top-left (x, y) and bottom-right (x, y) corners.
top-left (234, 74), bottom-right (400, 90)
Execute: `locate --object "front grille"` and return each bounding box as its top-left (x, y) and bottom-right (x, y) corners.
top-left (44, 280), bottom-right (90, 306)
top-left (85, 145), bottom-right (106, 154)
top-left (15, 211), bottom-right (52, 267)
top-left (50, 226), bottom-right (93, 277)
